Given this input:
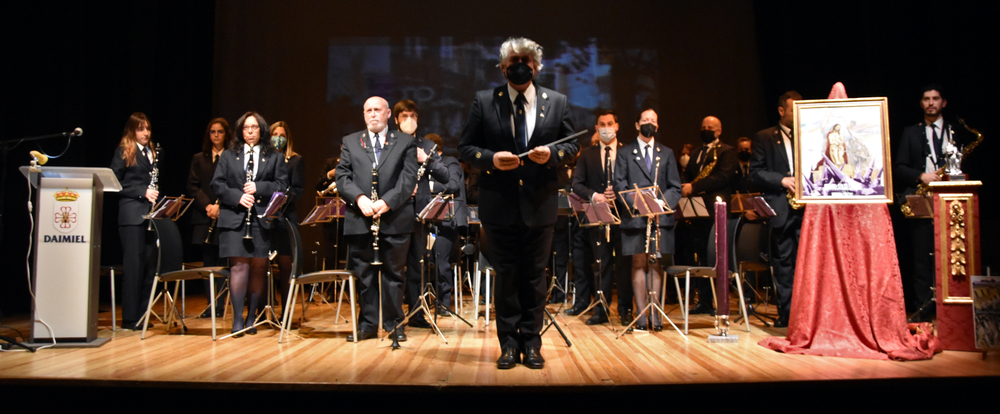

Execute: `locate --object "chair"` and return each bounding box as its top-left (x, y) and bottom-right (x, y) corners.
top-left (278, 217), bottom-right (357, 343)
top-left (140, 218), bottom-right (229, 340)
top-left (100, 265), bottom-right (122, 331)
top-left (733, 219), bottom-right (777, 326)
top-left (666, 222), bottom-right (750, 334)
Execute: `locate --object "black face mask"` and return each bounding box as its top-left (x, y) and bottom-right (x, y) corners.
top-left (505, 62), bottom-right (534, 85)
top-left (639, 123), bottom-right (657, 139)
top-left (738, 150), bottom-right (752, 161)
top-left (700, 130), bottom-right (717, 144)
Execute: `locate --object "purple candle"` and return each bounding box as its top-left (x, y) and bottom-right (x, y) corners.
top-left (715, 198), bottom-right (729, 318)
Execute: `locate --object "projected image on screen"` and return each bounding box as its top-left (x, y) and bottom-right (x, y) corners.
top-left (328, 37), bottom-right (658, 153)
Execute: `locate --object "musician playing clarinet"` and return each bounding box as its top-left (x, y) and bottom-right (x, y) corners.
top-left (335, 96), bottom-right (418, 342)
top-left (613, 108), bottom-right (681, 332)
top-left (211, 111), bottom-right (287, 336)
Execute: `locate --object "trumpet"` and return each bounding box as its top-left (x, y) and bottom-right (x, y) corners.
top-left (370, 166), bottom-right (382, 265)
top-left (146, 143), bottom-right (161, 231)
top-left (204, 198), bottom-right (220, 244)
top-left (243, 150), bottom-right (254, 240)
top-left (318, 180), bottom-right (338, 197)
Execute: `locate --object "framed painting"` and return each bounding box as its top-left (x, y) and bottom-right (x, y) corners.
top-left (793, 98), bottom-right (893, 204)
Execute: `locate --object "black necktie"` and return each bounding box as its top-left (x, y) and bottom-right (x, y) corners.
top-left (514, 94), bottom-right (527, 154)
top-left (604, 146), bottom-right (612, 186)
top-left (213, 154), bottom-right (219, 165)
top-left (931, 124), bottom-right (943, 167)
top-left (374, 132), bottom-right (382, 162)
top-left (141, 146), bottom-right (149, 163)
top-left (246, 148), bottom-right (255, 179)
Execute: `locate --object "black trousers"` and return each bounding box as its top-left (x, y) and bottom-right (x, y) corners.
top-left (770, 213), bottom-right (803, 319)
top-left (119, 224), bottom-right (157, 326)
top-left (404, 221), bottom-right (431, 319)
top-left (347, 232), bottom-right (410, 332)
top-left (483, 221), bottom-right (553, 351)
top-left (433, 225), bottom-right (460, 309)
top-left (910, 218), bottom-right (936, 313)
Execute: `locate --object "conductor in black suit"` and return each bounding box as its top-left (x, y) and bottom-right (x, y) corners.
top-left (750, 90), bottom-right (802, 328)
top-left (110, 112), bottom-right (158, 331)
top-left (458, 37), bottom-right (578, 370)
top-left (681, 116), bottom-right (737, 316)
top-left (335, 96), bottom-right (418, 342)
top-left (570, 110), bottom-right (633, 326)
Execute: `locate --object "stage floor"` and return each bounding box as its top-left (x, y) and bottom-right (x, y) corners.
top-left (3, 292), bottom-right (997, 388)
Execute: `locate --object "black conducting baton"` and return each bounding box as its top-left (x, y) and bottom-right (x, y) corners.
top-left (517, 130), bottom-right (588, 158)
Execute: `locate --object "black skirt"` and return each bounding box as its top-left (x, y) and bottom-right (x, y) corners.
top-left (621, 227), bottom-right (673, 256)
top-left (219, 214), bottom-right (272, 258)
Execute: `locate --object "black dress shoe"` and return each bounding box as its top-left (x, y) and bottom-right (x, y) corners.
top-left (547, 295), bottom-right (565, 304)
top-left (653, 323), bottom-right (663, 331)
top-left (585, 314), bottom-right (609, 325)
top-left (523, 347), bottom-right (545, 369)
top-left (773, 316), bottom-right (789, 328)
top-left (394, 329), bottom-right (407, 342)
top-left (408, 318), bottom-right (432, 329)
top-left (689, 303), bottom-right (715, 315)
top-left (564, 306), bottom-right (587, 316)
top-left (346, 329), bottom-right (377, 342)
top-left (619, 311), bottom-right (634, 326)
top-left (496, 348), bottom-right (520, 369)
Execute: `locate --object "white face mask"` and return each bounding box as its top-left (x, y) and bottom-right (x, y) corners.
top-left (399, 118), bottom-right (418, 135)
top-left (679, 154), bottom-right (690, 169)
top-left (598, 127), bottom-right (616, 143)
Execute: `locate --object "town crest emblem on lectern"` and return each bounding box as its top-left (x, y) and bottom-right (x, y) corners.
top-left (53, 188), bottom-right (79, 233)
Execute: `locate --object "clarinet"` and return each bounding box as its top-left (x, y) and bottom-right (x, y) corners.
top-left (243, 149), bottom-right (255, 240)
top-left (204, 198), bottom-right (220, 244)
top-left (146, 143), bottom-right (161, 231)
top-left (415, 143), bottom-right (438, 182)
top-left (651, 156), bottom-right (661, 264)
top-left (370, 166), bottom-right (383, 265)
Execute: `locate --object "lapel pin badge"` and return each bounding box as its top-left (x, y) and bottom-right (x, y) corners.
top-left (542, 92), bottom-right (547, 99)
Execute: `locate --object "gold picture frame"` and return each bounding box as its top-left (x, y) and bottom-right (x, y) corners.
top-left (792, 98), bottom-right (893, 204)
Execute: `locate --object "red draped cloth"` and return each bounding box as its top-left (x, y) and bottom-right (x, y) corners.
top-left (759, 204), bottom-right (941, 360)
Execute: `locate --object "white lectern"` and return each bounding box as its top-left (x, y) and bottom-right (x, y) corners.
top-left (20, 166), bottom-right (121, 347)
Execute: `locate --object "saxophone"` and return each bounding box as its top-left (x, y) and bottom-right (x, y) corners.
top-left (691, 146), bottom-right (717, 183)
top-left (901, 118), bottom-right (983, 217)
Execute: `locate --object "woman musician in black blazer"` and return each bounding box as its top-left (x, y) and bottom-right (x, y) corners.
top-left (211, 111), bottom-right (288, 335)
top-left (187, 118), bottom-right (230, 318)
top-left (267, 121), bottom-right (304, 305)
top-left (109, 112), bottom-right (158, 331)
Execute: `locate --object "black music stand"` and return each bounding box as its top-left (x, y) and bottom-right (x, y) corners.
top-left (569, 193), bottom-right (621, 333)
top-left (616, 185), bottom-right (685, 339)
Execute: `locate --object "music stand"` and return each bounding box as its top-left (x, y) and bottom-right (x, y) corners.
top-left (616, 185), bottom-right (684, 339)
top-left (570, 195), bottom-right (621, 332)
top-left (143, 195), bottom-right (193, 221)
top-left (678, 196), bottom-right (710, 218)
top-left (386, 193), bottom-right (472, 347)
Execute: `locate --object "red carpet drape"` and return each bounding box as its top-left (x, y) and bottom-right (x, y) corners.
top-left (759, 204), bottom-right (941, 360)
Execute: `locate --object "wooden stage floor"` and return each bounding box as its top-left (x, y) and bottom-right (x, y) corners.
top-left (2, 293), bottom-right (998, 403)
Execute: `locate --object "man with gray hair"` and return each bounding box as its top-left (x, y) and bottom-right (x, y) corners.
top-left (459, 37), bottom-right (578, 369)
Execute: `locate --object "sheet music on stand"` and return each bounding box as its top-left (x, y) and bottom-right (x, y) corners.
top-left (145, 195), bottom-right (193, 221)
top-left (678, 196), bottom-right (710, 218)
top-left (418, 193), bottom-right (454, 222)
top-left (466, 205), bottom-right (480, 225)
top-left (730, 192), bottom-right (761, 214)
top-left (749, 195), bottom-right (777, 218)
top-left (260, 191), bottom-right (287, 219)
top-left (619, 185), bottom-right (674, 218)
top-left (568, 192), bottom-right (621, 227)
top-left (302, 197), bottom-right (344, 226)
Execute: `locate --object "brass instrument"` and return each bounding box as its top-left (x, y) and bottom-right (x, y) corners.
top-left (901, 118), bottom-right (983, 217)
top-left (415, 143), bottom-right (438, 182)
top-left (370, 166), bottom-right (382, 265)
top-left (691, 145), bottom-right (717, 183)
top-left (318, 180), bottom-right (338, 197)
top-left (146, 143), bottom-right (161, 231)
top-left (787, 188), bottom-right (804, 210)
top-left (204, 198), bottom-right (220, 244)
top-left (243, 148), bottom-right (255, 240)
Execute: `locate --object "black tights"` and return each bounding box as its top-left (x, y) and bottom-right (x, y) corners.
top-left (229, 257), bottom-right (268, 330)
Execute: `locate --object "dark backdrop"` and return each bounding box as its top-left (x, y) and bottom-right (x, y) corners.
top-left (2, 1), bottom-right (995, 315)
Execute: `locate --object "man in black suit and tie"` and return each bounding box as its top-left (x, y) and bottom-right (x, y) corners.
top-left (459, 37), bottom-right (578, 370)
top-left (396, 99), bottom-right (450, 329)
top-left (682, 116), bottom-right (737, 316)
top-left (750, 90), bottom-right (802, 328)
top-left (335, 96), bottom-right (418, 342)
top-left (894, 85), bottom-right (960, 322)
top-left (570, 110), bottom-right (633, 326)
